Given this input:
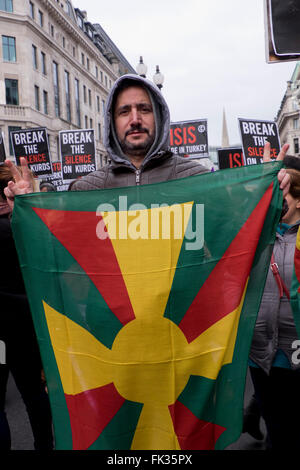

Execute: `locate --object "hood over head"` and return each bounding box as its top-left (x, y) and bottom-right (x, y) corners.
top-left (104, 74), bottom-right (170, 168)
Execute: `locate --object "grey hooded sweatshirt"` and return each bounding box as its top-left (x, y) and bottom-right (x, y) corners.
top-left (71, 74), bottom-right (207, 191)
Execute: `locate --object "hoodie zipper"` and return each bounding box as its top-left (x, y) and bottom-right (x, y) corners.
top-left (135, 169), bottom-right (141, 186)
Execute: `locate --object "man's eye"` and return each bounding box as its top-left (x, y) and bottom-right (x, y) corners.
top-left (141, 106), bottom-right (152, 113)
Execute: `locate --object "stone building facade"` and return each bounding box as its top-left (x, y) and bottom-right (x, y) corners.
top-left (0, 0), bottom-right (135, 168)
top-left (276, 62), bottom-right (300, 157)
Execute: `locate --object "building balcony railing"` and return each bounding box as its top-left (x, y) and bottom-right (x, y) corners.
top-left (0, 104), bottom-right (27, 118)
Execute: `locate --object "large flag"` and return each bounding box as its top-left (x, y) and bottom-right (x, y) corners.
top-left (12, 162), bottom-right (282, 450)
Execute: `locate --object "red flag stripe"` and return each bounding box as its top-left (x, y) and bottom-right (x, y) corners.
top-left (169, 401), bottom-right (226, 450)
top-left (33, 208), bottom-right (135, 326)
top-left (179, 184), bottom-right (274, 343)
top-left (65, 383), bottom-right (125, 450)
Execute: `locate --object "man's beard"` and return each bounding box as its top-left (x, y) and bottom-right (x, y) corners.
top-left (119, 127), bottom-right (155, 157)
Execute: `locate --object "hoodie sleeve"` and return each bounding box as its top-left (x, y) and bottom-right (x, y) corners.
top-left (70, 167), bottom-right (107, 191)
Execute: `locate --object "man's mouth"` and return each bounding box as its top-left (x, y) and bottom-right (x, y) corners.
top-left (126, 128), bottom-right (148, 137)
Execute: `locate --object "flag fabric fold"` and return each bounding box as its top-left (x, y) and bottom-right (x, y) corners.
top-left (12, 162), bottom-right (282, 450)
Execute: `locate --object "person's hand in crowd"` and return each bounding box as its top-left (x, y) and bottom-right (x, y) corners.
top-left (4, 157), bottom-right (34, 210)
top-left (263, 141), bottom-right (290, 198)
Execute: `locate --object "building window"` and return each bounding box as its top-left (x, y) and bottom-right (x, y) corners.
top-left (5, 78), bottom-right (19, 105)
top-left (41, 51), bottom-right (46, 75)
top-left (50, 25), bottom-right (54, 37)
top-left (65, 70), bottom-right (71, 122)
top-left (62, 36), bottom-right (65, 48)
top-left (86, 57), bottom-right (90, 71)
top-left (95, 65), bottom-right (98, 79)
top-left (83, 85), bottom-right (87, 104)
top-left (98, 123), bottom-right (101, 140)
top-left (81, 53), bottom-right (85, 65)
top-left (32, 44), bottom-right (37, 69)
top-left (90, 118), bottom-right (93, 129)
top-left (0, 0), bottom-right (13, 12)
top-left (34, 85), bottom-right (40, 111)
top-left (88, 89), bottom-right (92, 107)
top-left (2, 36), bottom-right (16, 62)
top-left (293, 118), bottom-right (299, 130)
top-left (53, 61), bottom-right (60, 117)
top-left (75, 78), bottom-right (81, 127)
top-left (294, 138), bottom-right (299, 154)
top-left (292, 99), bottom-right (299, 111)
top-left (29, 1), bottom-right (34, 19)
top-left (87, 27), bottom-right (93, 39)
top-left (85, 115), bottom-right (88, 128)
top-left (66, 1), bottom-right (72, 17)
top-left (97, 95), bottom-right (100, 113)
top-left (38, 9), bottom-right (43, 27)
top-left (43, 90), bottom-right (48, 115)
top-left (77, 14), bottom-right (83, 29)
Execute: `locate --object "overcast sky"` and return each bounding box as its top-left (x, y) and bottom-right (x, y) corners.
top-left (75, 0), bottom-right (296, 147)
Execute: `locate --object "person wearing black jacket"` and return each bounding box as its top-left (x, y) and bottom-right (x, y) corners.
top-left (0, 163), bottom-right (53, 450)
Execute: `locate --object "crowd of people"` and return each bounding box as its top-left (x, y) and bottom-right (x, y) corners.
top-left (0, 73), bottom-right (299, 450)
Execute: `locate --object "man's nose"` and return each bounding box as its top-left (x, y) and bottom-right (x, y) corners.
top-left (130, 107), bottom-right (141, 125)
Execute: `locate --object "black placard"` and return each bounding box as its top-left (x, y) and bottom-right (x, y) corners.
top-left (0, 132), bottom-right (6, 163)
top-left (59, 129), bottom-right (96, 180)
top-left (217, 147), bottom-right (244, 170)
top-left (238, 118), bottom-right (281, 165)
top-left (43, 161), bottom-right (70, 191)
top-left (264, 0), bottom-right (300, 63)
top-left (169, 120), bottom-right (208, 158)
top-left (10, 127), bottom-right (52, 176)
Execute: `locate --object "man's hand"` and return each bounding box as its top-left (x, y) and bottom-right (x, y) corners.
top-left (263, 142), bottom-right (290, 198)
top-left (4, 157), bottom-right (34, 210)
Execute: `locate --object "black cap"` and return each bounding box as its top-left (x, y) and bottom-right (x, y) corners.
top-left (283, 155), bottom-right (300, 171)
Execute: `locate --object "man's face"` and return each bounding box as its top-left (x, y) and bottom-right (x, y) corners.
top-left (114, 86), bottom-right (155, 157)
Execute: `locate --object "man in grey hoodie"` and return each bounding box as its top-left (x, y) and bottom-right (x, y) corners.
top-left (69, 74), bottom-right (208, 191)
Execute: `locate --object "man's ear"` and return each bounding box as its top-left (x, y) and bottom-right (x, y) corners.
top-left (296, 200), bottom-right (300, 209)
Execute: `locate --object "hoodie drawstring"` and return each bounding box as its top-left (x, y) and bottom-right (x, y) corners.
top-left (135, 169), bottom-right (141, 186)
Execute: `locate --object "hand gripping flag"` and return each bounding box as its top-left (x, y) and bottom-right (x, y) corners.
top-left (12, 162), bottom-right (282, 450)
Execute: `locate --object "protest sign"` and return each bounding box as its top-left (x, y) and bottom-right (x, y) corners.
top-left (169, 120), bottom-right (208, 158)
top-left (10, 128), bottom-right (52, 176)
top-left (264, 0), bottom-right (300, 63)
top-left (217, 148), bottom-right (244, 170)
top-left (43, 161), bottom-right (69, 192)
top-left (238, 118), bottom-right (280, 165)
top-left (0, 132), bottom-right (6, 163)
top-left (59, 129), bottom-right (96, 180)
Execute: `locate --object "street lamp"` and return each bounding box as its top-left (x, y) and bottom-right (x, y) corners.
top-left (136, 56), bottom-right (147, 78)
top-left (153, 65), bottom-right (164, 91)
